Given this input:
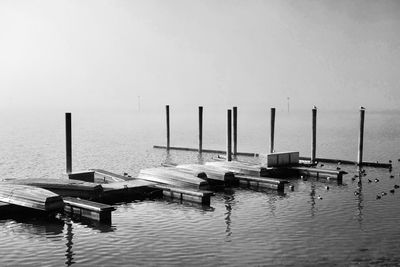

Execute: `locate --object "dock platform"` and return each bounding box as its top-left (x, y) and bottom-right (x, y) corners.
top-left (0, 183), bottom-right (64, 212)
top-left (4, 178), bottom-right (103, 200)
top-left (90, 169), bottom-right (213, 205)
top-left (63, 197), bottom-right (116, 224)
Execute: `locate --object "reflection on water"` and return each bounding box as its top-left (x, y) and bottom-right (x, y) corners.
top-left (356, 172), bottom-right (364, 230)
top-left (0, 216), bottom-right (65, 238)
top-left (309, 183), bottom-right (316, 217)
top-left (223, 193), bottom-right (234, 240)
top-left (65, 219), bottom-right (75, 266)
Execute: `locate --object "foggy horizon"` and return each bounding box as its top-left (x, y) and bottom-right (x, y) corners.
top-left (1, 0), bottom-right (399, 112)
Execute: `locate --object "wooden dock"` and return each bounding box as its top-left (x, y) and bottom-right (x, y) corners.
top-left (0, 184), bottom-right (64, 212)
top-left (153, 145), bottom-right (392, 168)
top-left (138, 167), bottom-right (209, 189)
top-left (91, 169), bottom-right (213, 205)
top-left (162, 163), bottom-right (237, 186)
top-left (299, 156), bottom-right (392, 168)
top-left (205, 161), bottom-right (270, 177)
top-left (63, 197), bottom-right (116, 224)
top-left (153, 145), bottom-right (258, 157)
top-left (101, 179), bottom-right (162, 201)
top-left (4, 178), bottom-right (103, 200)
top-left (154, 184), bottom-right (214, 206)
top-left (204, 161), bottom-right (287, 191)
top-left (91, 169), bottom-right (129, 183)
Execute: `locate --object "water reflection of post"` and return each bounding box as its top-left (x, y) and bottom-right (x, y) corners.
top-left (224, 195), bottom-right (234, 240)
top-left (197, 152), bottom-right (204, 165)
top-left (65, 219), bottom-right (75, 266)
top-left (310, 183), bottom-right (316, 217)
top-left (163, 150), bottom-right (173, 166)
top-left (356, 171), bottom-right (364, 229)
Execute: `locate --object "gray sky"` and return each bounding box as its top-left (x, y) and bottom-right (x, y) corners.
top-left (0, 0), bottom-right (399, 111)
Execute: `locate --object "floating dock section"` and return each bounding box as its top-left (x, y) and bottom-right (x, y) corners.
top-left (0, 184), bottom-right (64, 212)
top-left (205, 161), bottom-right (287, 191)
top-left (4, 178), bottom-right (103, 200)
top-left (92, 169), bottom-right (213, 205)
top-left (162, 163), bottom-right (237, 186)
top-left (63, 197), bottom-right (115, 224)
top-left (154, 185), bottom-right (214, 206)
top-left (138, 167), bottom-right (209, 189)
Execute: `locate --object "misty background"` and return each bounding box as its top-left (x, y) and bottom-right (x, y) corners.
top-left (0, 0), bottom-right (399, 112)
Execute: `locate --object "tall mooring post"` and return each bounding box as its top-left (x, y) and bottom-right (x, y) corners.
top-left (270, 108), bottom-right (276, 153)
top-left (233, 106), bottom-right (238, 155)
top-left (357, 107), bottom-right (366, 166)
top-left (227, 109), bottom-right (232, 161)
top-left (311, 106), bottom-right (317, 164)
top-left (166, 105), bottom-right (170, 150)
top-left (65, 112), bottom-right (72, 173)
top-left (198, 106), bottom-right (203, 153)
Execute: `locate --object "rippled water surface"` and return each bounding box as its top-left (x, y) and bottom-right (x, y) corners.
top-left (0, 108), bottom-right (400, 266)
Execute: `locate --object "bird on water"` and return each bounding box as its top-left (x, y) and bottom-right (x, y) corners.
top-left (376, 195), bottom-right (381, 199)
top-left (375, 178), bottom-right (380, 183)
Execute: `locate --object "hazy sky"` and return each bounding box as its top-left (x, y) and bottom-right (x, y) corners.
top-left (0, 0), bottom-right (399, 111)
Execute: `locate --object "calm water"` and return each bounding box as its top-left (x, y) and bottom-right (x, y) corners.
top-left (1, 108), bottom-right (400, 266)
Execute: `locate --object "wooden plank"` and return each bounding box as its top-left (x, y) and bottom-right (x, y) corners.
top-left (101, 179), bottom-right (155, 191)
top-left (91, 169), bottom-right (130, 183)
top-left (63, 197), bottom-right (115, 212)
top-left (176, 164), bottom-right (236, 183)
top-left (63, 197), bottom-right (115, 224)
top-left (299, 156), bottom-right (391, 168)
top-left (205, 161), bottom-right (270, 177)
top-left (153, 145), bottom-right (259, 157)
top-left (286, 166), bottom-right (346, 182)
top-left (234, 174), bottom-right (285, 191)
top-left (0, 183), bottom-right (64, 212)
top-left (5, 178), bottom-right (103, 200)
top-left (138, 168), bottom-right (209, 189)
top-left (154, 145), bottom-right (390, 168)
top-left (155, 184), bottom-right (213, 205)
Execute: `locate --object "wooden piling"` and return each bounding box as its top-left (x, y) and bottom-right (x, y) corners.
top-left (270, 108), bottom-right (276, 153)
top-left (166, 105), bottom-right (170, 150)
top-left (233, 106), bottom-right (237, 155)
top-left (357, 107), bottom-right (365, 165)
top-left (65, 112), bottom-right (72, 173)
top-left (227, 109), bottom-right (232, 161)
top-left (198, 106), bottom-right (203, 153)
top-left (311, 107), bottom-right (317, 164)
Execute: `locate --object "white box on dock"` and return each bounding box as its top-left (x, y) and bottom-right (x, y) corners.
top-left (265, 151), bottom-right (299, 167)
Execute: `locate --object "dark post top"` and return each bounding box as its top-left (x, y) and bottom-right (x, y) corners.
top-left (65, 112), bottom-right (72, 174)
top-left (311, 107), bottom-right (317, 164)
top-left (198, 106), bottom-right (203, 153)
top-left (233, 106), bottom-right (238, 155)
top-left (357, 107), bottom-right (366, 165)
top-left (227, 109), bottom-right (232, 162)
top-left (166, 105), bottom-right (170, 149)
top-left (270, 108), bottom-right (276, 153)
